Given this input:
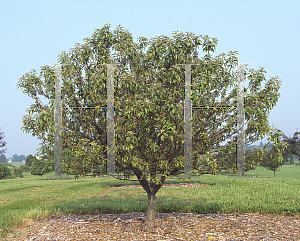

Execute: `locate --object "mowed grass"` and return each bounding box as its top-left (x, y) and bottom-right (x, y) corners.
top-left (0, 162), bottom-right (300, 239)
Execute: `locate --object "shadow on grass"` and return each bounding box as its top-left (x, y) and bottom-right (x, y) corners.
top-left (49, 176), bottom-right (219, 216)
top-left (50, 190), bottom-right (222, 216)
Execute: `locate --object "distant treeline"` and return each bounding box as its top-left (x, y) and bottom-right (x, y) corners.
top-left (0, 154), bottom-right (26, 163)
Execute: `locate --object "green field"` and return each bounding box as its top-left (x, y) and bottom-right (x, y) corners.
top-left (1, 163), bottom-right (300, 240)
top-left (5, 162), bottom-right (25, 166)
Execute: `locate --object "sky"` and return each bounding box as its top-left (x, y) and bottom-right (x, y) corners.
top-left (0, 0), bottom-right (299, 159)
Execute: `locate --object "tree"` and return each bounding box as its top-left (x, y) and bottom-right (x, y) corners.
top-left (20, 155), bottom-right (26, 162)
top-left (25, 154), bottom-right (35, 167)
top-left (210, 139), bottom-right (263, 174)
top-left (17, 23), bottom-right (283, 230)
top-left (0, 163), bottom-right (12, 179)
top-left (262, 126), bottom-right (288, 178)
top-left (11, 154), bottom-right (26, 162)
top-left (0, 154), bottom-right (7, 163)
top-left (247, 125), bottom-right (288, 178)
top-left (13, 164), bottom-right (30, 178)
top-left (220, 127), bottom-right (290, 178)
top-left (244, 128), bottom-right (300, 175)
top-left (278, 129), bottom-right (300, 164)
top-left (12, 154), bottom-right (20, 162)
top-left (0, 162), bottom-right (30, 179)
top-left (30, 155), bottom-right (52, 177)
top-left (0, 127), bottom-right (7, 155)
top-left (12, 154), bottom-right (26, 162)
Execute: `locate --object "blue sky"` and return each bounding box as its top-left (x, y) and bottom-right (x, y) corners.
top-left (0, 0), bottom-right (299, 159)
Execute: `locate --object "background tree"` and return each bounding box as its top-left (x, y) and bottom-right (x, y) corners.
top-left (278, 129), bottom-right (300, 164)
top-left (12, 154), bottom-right (21, 162)
top-left (0, 127), bottom-right (7, 155)
top-left (0, 154), bottom-right (7, 164)
top-left (0, 163), bottom-right (12, 179)
top-left (30, 155), bottom-right (52, 177)
top-left (21, 163), bottom-right (30, 173)
top-left (206, 143), bottom-right (261, 174)
top-left (17, 23), bottom-right (283, 230)
top-left (192, 150), bottom-right (219, 176)
top-left (25, 155), bottom-right (35, 167)
top-left (11, 154), bottom-right (26, 162)
top-left (242, 128), bottom-right (299, 174)
top-left (19, 155), bottom-right (26, 162)
top-left (245, 126), bottom-right (288, 178)
top-left (260, 126), bottom-right (288, 178)
top-left (0, 162), bottom-right (29, 179)
top-left (13, 164), bottom-right (29, 178)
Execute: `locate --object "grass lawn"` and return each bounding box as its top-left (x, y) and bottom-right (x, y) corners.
top-left (0, 163), bottom-right (300, 239)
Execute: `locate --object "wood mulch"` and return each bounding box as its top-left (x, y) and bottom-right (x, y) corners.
top-left (3, 183), bottom-right (300, 240)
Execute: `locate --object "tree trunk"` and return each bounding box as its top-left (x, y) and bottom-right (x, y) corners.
top-left (274, 170), bottom-right (276, 178)
top-left (144, 192), bottom-right (156, 231)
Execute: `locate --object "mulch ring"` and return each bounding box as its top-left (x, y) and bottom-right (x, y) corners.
top-left (3, 211), bottom-right (300, 240)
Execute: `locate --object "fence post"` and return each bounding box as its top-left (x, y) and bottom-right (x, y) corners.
top-left (236, 63), bottom-right (250, 177)
top-left (54, 64), bottom-right (62, 179)
top-left (184, 64), bottom-right (192, 178)
top-left (106, 64), bottom-right (115, 177)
